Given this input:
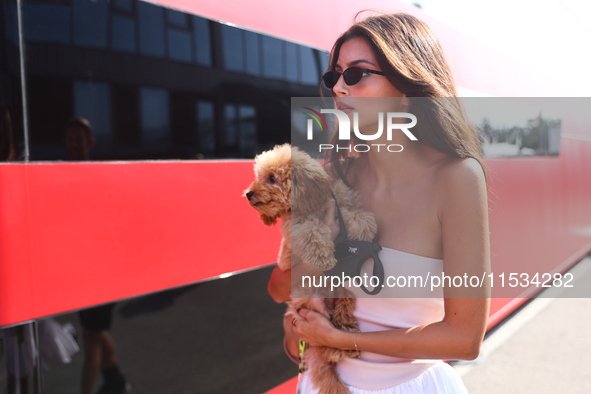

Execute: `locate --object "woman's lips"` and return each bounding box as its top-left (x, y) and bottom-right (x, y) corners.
top-left (336, 103), bottom-right (354, 112)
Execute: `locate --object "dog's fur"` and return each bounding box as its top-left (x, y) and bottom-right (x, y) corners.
top-left (244, 144), bottom-right (378, 394)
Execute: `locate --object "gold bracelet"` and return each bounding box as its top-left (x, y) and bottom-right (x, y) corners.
top-left (354, 331), bottom-right (360, 357)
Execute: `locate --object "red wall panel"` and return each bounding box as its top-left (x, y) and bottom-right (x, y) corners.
top-left (0, 165), bottom-right (35, 325)
top-left (0, 161), bottom-right (281, 326)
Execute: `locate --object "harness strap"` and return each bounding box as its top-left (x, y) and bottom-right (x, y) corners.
top-left (329, 189), bottom-right (349, 242)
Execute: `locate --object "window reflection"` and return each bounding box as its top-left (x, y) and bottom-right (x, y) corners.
top-left (24, 1), bottom-right (70, 44)
top-left (285, 41), bottom-right (299, 83)
top-left (262, 35), bottom-right (284, 79)
top-left (221, 24), bottom-right (244, 72)
top-left (5, 1), bottom-right (19, 46)
top-left (113, 0), bottom-right (133, 13)
top-left (166, 8), bottom-right (188, 28)
top-left (138, 1), bottom-right (165, 57)
top-left (74, 82), bottom-right (113, 146)
top-left (239, 105), bottom-right (257, 158)
top-left (22, 0), bottom-right (326, 161)
top-left (192, 16), bottom-right (211, 67)
top-left (1, 323), bottom-right (39, 394)
top-left (111, 14), bottom-right (137, 53)
top-left (224, 104), bottom-right (257, 158)
top-left (112, 84), bottom-right (140, 146)
top-left (225, 104), bottom-right (238, 146)
top-left (140, 88), bottom-right (170, 147)
top-left (300, 46), bottom-right (319, 85)
top-left (0, 266), bottom-right (296, 394)
top-left (244, 30), bottom-right (260, 76)
top-left (319, 50), bottom-right (329, 75)
top-left (168, 29), bottom-right (192, 63)
top-left (197, 101), bottom-right (215, 157)
top-left (73, 0), bottom-right (109, 48)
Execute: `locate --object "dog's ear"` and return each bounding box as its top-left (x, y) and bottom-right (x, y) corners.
top-left (291, 148), bottom-right (332, 215)
top-left (261, 213), bottom-right (278, 226)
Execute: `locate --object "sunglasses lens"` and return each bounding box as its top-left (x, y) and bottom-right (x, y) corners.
top-left (343, 67), bottom-right (364, 86)
top-left (323, 67), bottom-right (367, 88)
top-left (322, 71), bottom-right (340, 89)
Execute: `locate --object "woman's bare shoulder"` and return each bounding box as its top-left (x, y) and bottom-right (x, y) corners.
top-left (434, 157), bottom-right (487, 221)
top-left (437, 157), bottom-right (486, 184)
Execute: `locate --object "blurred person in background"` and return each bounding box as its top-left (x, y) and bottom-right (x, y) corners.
top-left (65, 117), bottom-right (130, 394)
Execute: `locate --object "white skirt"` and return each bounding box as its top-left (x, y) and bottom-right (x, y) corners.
top-left (297, 360), bottom-right (469, 394)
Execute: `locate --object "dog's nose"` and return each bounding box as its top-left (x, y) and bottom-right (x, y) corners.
top-left (246, 191), bottom-right (254, 200)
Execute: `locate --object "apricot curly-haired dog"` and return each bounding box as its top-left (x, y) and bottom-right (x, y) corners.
top-left (244, 144), bottom-right (377, 394)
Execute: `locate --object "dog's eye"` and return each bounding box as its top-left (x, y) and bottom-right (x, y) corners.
top-left (269, 175), bottom-right (276, 184)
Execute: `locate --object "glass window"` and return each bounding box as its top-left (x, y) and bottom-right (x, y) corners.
top-left (262, 35), bottom-right (283, 79)
top-left (197, 101), bottom-right (215, 157)
top-left (138, 2), bottom-right (165, 57)
top-left (140, 88), bottom-right (170, 145)
top-left (23, 1), bottom-right (70, 44)
top-left (319, 50), bottom-right (329, 74)
top-left (73, 0), bottom-right (109, 48)
top-left (0, 323), bottom-right (37, 386)
top-left (224, 104), bottom-right (237, 146)
top-left (239, 105), bottom-right (256, 157)
top-left (166, 8), bottom-right (188, 28)
top-left (5, 2), bottom-right (18, 46)
top-left (221, 24), bottom-right (244, 72)
top-left (299, 46), bottom-right (319, 85)
top-left (111, 84), bottom-right (141, 145)
top-left (168, 29), bottom-right (192, 63)
top-left (26, 266), bottom-right (295, 393)
top-left (22, 0), bottom-right (322, 161)
top-left (74, 81), bottom-right (113, 145)
top-left (193, 16), bottom-right (211, 66)
top-left (224, 104), bottom-right (257, 158)
top-left (244, 31), bottom-right (260, 76)
top-left (111, 14), bottom-right (136, 53)
top-left (113, 0), bottom-right (133, 12)
top-left (285, 42), bottom-right (299, 83)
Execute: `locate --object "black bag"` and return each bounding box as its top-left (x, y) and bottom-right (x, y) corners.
top-left (324, 191), bottom-right (385, 295)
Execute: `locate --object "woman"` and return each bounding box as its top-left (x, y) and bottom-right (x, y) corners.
top-left (270, 11), bottom-right (490, 393)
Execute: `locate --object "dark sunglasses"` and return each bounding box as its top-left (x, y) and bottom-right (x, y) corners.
top-left (322, 67), bottom-right (385, 89)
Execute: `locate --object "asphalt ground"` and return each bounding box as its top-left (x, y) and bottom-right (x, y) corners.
top-left (452, 256), bottom-right (591, 394)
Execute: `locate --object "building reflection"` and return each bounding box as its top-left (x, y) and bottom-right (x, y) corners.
top-left (22, 0), bottom-right (328, 161)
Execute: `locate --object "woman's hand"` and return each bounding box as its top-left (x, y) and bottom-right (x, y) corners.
top-left (292, 299), bottom-right (339, 347)
top-left (283, 313), bottom-right (301, 362)
top-left (323, 199), bottom-right (341, 243)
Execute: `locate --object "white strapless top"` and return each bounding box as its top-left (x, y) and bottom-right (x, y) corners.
top-left (336, 247), bottom-right (445, 390)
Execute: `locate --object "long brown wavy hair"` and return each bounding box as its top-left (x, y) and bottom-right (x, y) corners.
top-left (323, 11), bottom-right (488, 186)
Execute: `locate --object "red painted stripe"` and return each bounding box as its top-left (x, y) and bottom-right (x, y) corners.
top-left (2, 141), bottom-right (591, 326)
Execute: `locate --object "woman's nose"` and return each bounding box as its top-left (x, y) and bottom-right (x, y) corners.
top-left (332, 73), bottom-right (349, 96)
